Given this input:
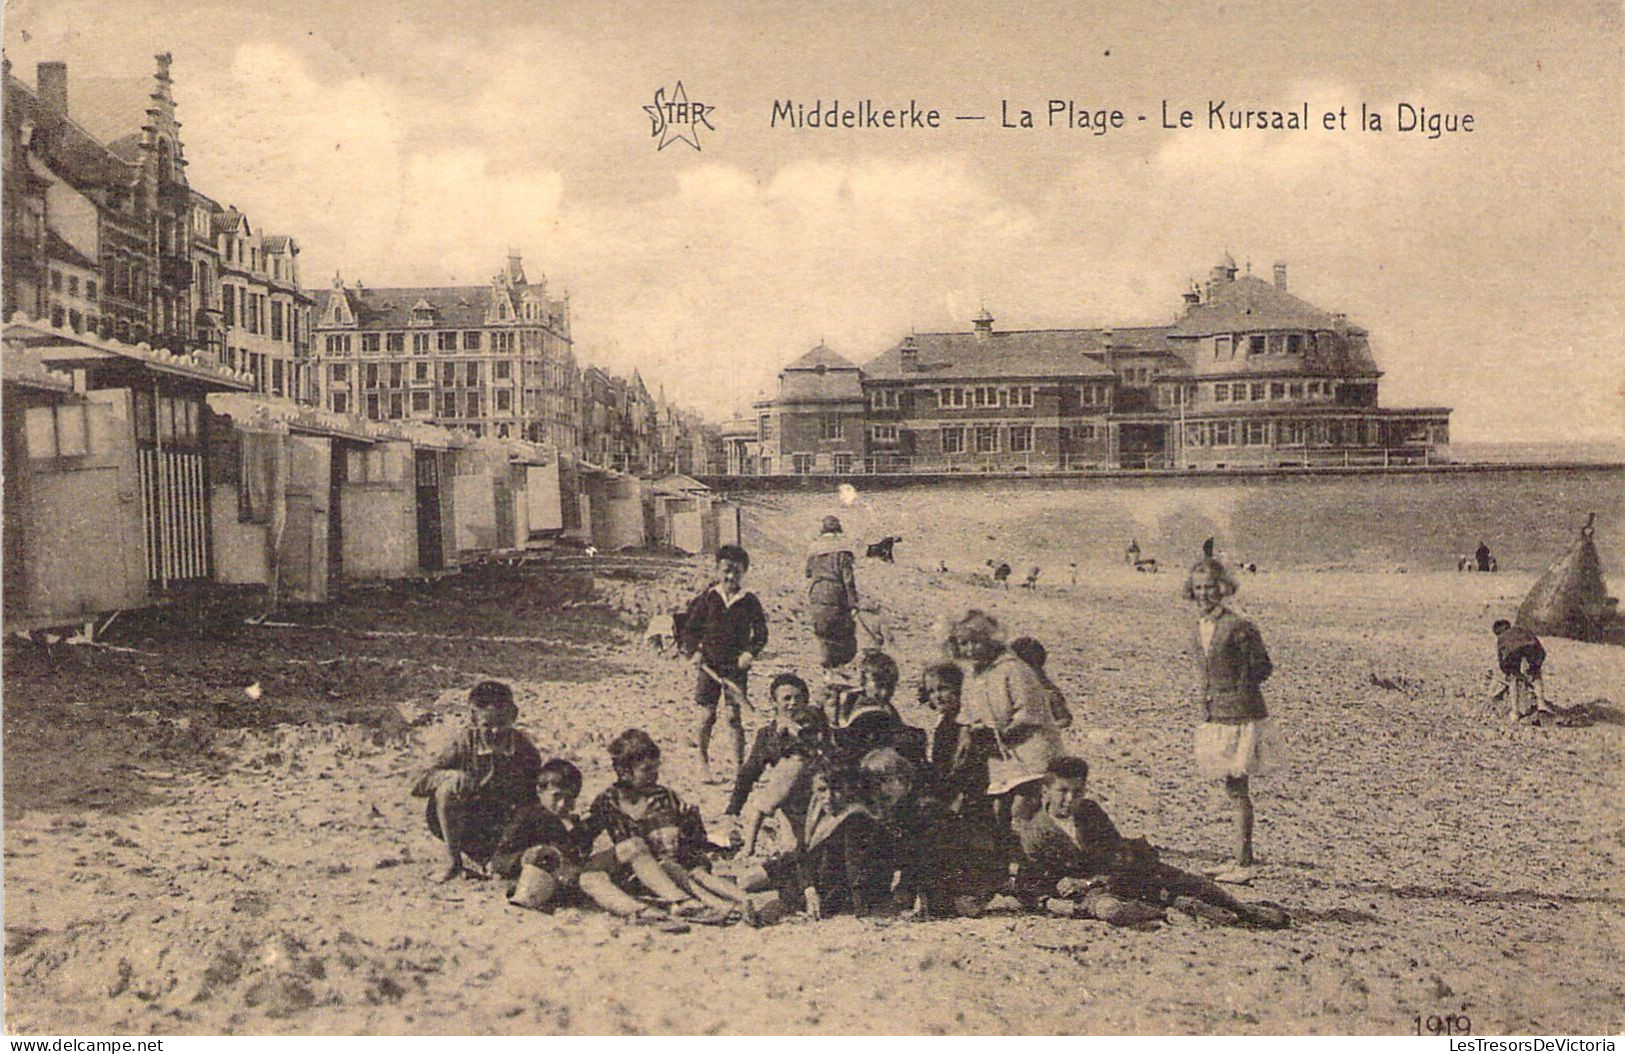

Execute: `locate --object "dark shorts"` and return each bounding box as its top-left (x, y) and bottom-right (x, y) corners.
top-left (696, 666), bottom-right (747, 714)
top-left (1501, 643), bottom-right (1545, 678)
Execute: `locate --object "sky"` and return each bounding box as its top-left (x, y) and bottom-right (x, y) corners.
top-left (4, 0), bottom-right (1622, 441)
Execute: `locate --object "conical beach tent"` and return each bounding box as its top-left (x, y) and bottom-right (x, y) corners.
top-left (1516, 514), bottom-right (1622, 644)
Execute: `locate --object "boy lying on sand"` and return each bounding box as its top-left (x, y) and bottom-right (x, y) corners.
top-left (1016, 757), bottom-right (1289, 929)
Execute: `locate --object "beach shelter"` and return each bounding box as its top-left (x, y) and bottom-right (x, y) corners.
top-left (449, 442), bottom-right (500, 557)
top-left (4, 316), bottom-right (255, 622)
top-left (586, 469), bottom-right (648, 551)
top-left (1516, 514), bottom-right (1622, 644)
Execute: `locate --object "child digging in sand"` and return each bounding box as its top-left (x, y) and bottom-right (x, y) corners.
top-left (411, 681), bottom-right (543, 883)
top-left (1016, 757), bottom-right (1288, 929)
top-left (1184, 540), bottom-right (1280, 884)
top-left (680, 545), bottom-right (769, 780)
top-left (581, 728), bottom-right (763, 926)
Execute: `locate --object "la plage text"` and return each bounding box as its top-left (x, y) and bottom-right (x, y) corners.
top-left (769, 98), bottom-right (1474, 138)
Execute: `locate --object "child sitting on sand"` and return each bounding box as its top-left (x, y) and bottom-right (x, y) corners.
top-left (411, 680), bottom-right (544, 883)
top-left (915, 661), bottom-right (1009, 916)
top-left (756, 747), bottom-right (924, 919)
top-left (1185, 540), bottom-right (1279, 884)
top-left (1016, 757), bottom-right (1289, 929)
top-left (725, 673), bottom-right (814, 824)
top-left (488, 758), bottom-right (592, 904)
top-left (581, 728), bottom-right (761, 925)
top-left (680, 545), bottom-right (769, 778)
top-left (827, 650), bottom-right (928, 769)
top-left (734, 699), bottom-right (832, 858)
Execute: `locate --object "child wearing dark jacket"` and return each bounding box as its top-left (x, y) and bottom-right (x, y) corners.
top-left (680, 544), bottom-right (769, 776)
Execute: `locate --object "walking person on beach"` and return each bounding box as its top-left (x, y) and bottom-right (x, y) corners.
top-left (679, 545), bottom-right (768, 779)
top-left (1185, 539), bottom-right (1279, 884)
top-left (806, 516), bottom-right (860, 674)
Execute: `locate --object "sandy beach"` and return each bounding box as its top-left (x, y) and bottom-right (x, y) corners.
top-left (4, 476), bottom-right (1622, 1035)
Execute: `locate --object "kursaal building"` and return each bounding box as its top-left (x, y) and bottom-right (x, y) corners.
top-left (749, 257), bottom-right (1452, 475)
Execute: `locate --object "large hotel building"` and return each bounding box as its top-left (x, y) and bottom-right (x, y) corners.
top-left (313, 254), bottom-right (579, 449)
top-left (747, 256), bottom-right (1451, 474)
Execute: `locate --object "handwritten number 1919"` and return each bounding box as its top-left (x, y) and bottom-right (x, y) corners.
top-left (1414, 1013), bottom-right (1471, 1035)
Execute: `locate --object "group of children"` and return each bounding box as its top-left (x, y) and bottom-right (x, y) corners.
top-left (409, 535), bottom-right (1292, 932)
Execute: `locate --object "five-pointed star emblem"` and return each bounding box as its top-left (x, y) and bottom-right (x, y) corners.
top-left (645, 81), bottom-right (715, 152)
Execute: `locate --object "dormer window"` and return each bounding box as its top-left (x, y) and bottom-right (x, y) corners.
top-left (410, 299), bottom-right (436, 326)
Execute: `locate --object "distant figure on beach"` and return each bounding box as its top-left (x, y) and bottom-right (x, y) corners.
top-left (1457, 554), bottom-right (1471, 573)
top-left (987, 560), bottom-right (1013, 589)
top-left (1476, 541), bottom-right (1494, 573)
top-left (1021, 567), bottom-right (1041, 589)
top-left (1125, 539), bottom-right (1141, 566)
top-left (1185, 539), bottom-right (1279, 885)
top-left (807, 516), bottom-right (860, 672)
top-left (1069, 562), bottom-right (1079, 586)
top-left (1491, 619), bottom-right (1551, 722)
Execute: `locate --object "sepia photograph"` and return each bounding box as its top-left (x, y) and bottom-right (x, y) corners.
top-left (1, 0), bottom-right (1621, 1039)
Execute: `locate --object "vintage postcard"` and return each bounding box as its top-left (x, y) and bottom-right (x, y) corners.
top-left (2, 0), bottom-right (1621, 1039)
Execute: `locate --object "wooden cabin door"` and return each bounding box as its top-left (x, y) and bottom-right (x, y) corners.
top-left (278, 436), bottom-right (331, 604)
top-left (134, 388), bottom-right (212, 587)
top-left (414, 449), bottom-right (444, 571)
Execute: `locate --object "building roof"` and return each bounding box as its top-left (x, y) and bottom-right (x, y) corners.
top-left (44, 228), bottom-right (98, 272)
top-left (4, 314), bottom-right (254, 391)
top-left (863, 329), bottom-right (1139, 381)
top-left (1, 340), bottom-right (78, 394)
top-left (261, 235), bottom-right (293, 253)
top-left (5, 74), bottom-right (135, 190)
top-left (323, 284), bottom-right (569, 333)
top-left (783, 342), bottom-right (859, 372)
top-left (1167, 275), bottom-right (1339, 337)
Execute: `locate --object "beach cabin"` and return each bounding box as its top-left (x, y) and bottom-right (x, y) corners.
top-left (449, 442), bottom-right (500, 558)
top-left (584, 467), bottom-right (646, 551)
top-left (2, 316), bottom-right (255, 627)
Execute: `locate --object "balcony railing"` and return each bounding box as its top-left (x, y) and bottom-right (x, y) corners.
top-left (752, 446), bottom-right (1439, 477)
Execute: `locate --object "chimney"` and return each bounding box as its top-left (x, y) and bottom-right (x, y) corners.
top-left (1182, 282), bottom-right (1201, 310)
top-left (1273, 262), bottom-right (1288, 291)
top-left (1332, 312), bottom-right (1347, 331)
top-left (899, 333), bottom-right (919, 372)
top-left (37, 61), bottom-right (67, 116)
top-left (973, 307), bottom-right (994, 340)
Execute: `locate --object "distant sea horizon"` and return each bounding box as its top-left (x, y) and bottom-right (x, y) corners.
top-left (1451, 439), bottom-right (1624, 464)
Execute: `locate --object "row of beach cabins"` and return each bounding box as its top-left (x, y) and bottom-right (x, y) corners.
top-left (2, 315), bottom-right (740, 634)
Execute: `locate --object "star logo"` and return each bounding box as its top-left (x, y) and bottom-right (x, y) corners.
top-left (644, 81), bottom-right (715, 152)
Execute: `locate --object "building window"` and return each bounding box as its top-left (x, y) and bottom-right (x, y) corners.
top-left (496, 388), bottom-right (512, 412)
top-left (1250, 382), bottom-right (1266, 401)
top-left (50, 270), bottom-right (62, 292)
top-left (1009, 426), bottom-right (1032, 453)
top-left (940, 427), bottom-right (965, 454)
top-left (1306, 381), bottom-right (1321, 398)
top-left (1270, 382), bottom-right (1286, 400)
top-left (440, 392), bottom-right (457, 417)
top-left (413, 361), bottom-right (430, 383)
top-left (463, 331), bottom-right (481, 350)
top-left (1287, 334), bottom-right (1302, 355)
top-left (1214, 335), bottom-right (1231, 360)
top-left (758, 415), bottom-right (769, 441)
top-left (494, 360), bottom-right (511, 381)
top-left (361, 364), bottom-right (378, 389)
top-left (1281, 420), bottom-right (1305, 445)
top-left (1246, 420), bottom-right (1271, 445)
top-left (465, 362), bottom-right (480, 386)
top-left (361, 332), bottom-right (380, 354)
top-left (975, 425), bottom-right (999, 453)
top-left (1268, 334), bottom-right (1285, 355)
top-left (67, 275), bottom-right (79, 296)
top-left (272, 360), bottom-right (285, 397)
top-left (271, 303), bottom-right (285, 341)
top-left (1214, 383), bottom-right (1230, 403)
top-left (223, 285), bottom-right (235, 322)
top-left (1248, 334), bottom-right (1266, 356)
top-left (793, 453), bottom-right (813, 474)
top-left (1009, 385), bottom-right (1034, 408)
top-left (365, 393), bottom-right (381, 419)
top-left (870, 425), bottom-right (899, 442)
top-left (466, 392), bottom-right (483, 417)
top-left (971, 386), bottom-right (1000, 408)
top-left (330, 364), bottom-right (349, 384)
top-left (411, 391), bottom-right (431, 413)
top-left (1290, 382), bottom-right (1304, 399)
top-left (87, 280), bottom-right (97, 300)
top-left (1213, 421), bottom-right (1235, 446)
top-left (438, 331), bottom-right (458, 352)
top-left (389, 392), bottom-right (404, 420)
top-left (51, 306), bottom-right (65, 327)
top-left (440, 362), bottom-right (457, 386)
top-left (331, 391), bottom-right (349, 413)
top-left (941, 387), bottom-right (967, 410)
top-left (491, 331), bottom-right (514, 353)
top-left (414, 333), bottom-right (432, 355)
top-left (389, 363), bottom-right (404, 388)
